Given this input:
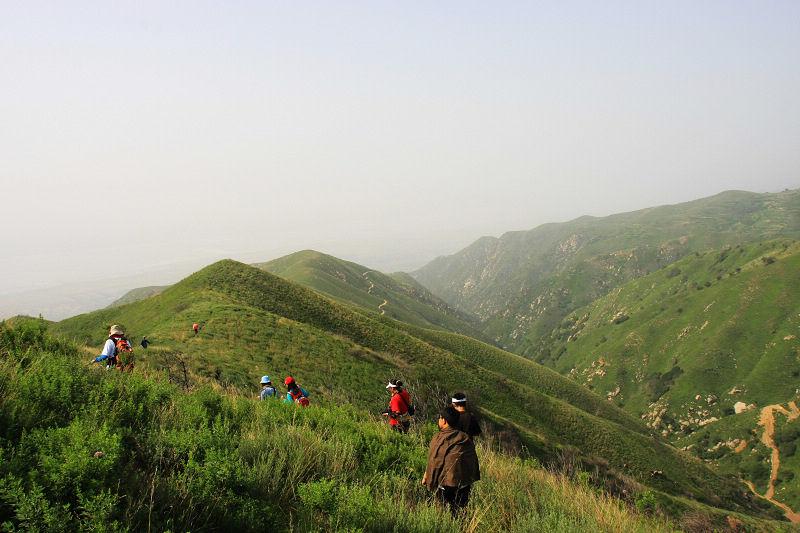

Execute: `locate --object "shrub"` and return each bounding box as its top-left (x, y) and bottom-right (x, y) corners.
top-left (635, 490), bottom-right (658, 513)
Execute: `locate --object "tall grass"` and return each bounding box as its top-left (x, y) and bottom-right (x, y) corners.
top-left (2, 322), bottom-right (790, 531)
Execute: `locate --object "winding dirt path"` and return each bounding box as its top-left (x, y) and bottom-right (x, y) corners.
top-left (361, 271), bottom-right (376, 294)
top-left (744, 401), bottom-right (800, 523)
top-left (362, 271), bottom-right (388, 315)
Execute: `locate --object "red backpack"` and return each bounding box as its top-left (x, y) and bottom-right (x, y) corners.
top-left (112, 337), bottom-right (134, 371)
top-left (289, 388), bottom-right (310, 407)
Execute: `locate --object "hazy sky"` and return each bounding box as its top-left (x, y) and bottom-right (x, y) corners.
top-left (2, 1), bottom-right (799, 303)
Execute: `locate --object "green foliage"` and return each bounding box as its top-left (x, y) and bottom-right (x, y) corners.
top-left (634, 490), bottom-right (657, 513)
top-left (46, 260), bottom-right (778, 516)
top-left (1, 324), bottom-right (728, 532)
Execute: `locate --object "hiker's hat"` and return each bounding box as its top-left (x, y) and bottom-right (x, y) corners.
top-left (284, 376), bottom-right (295, 386)
top-left (452, 392), bottom-right (467, 404)
top-left (260, 375), bottom-right (271, 385)
top-left (386, 379), bottom-right (400, 389)
top-left (109, 325), bottom-right (124, 336)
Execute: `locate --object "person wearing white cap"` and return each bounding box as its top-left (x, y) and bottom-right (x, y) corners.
top-left (451, 392), bottom-right (481, 439)
top-left (382, 379), bottom-right (413, 433)
top-left (259, 375), bottom-right (279, 400)
top-left (91, 325), bottom-right (130, 369)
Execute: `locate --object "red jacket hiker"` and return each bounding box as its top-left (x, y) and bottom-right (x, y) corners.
top-left (384, 380), bottom-right (412, 432)
top-left (192, 323), bottom-right (199, 335)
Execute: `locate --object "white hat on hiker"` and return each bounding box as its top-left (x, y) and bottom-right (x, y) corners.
top-left (109, 325), bottom-right (124, 336)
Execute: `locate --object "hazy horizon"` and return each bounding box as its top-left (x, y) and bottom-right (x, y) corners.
top-left (2, 2), bottom-right (799, 318)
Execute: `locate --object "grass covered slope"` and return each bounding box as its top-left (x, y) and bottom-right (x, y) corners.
top-left (541, 239), bottom-right (800, 517)
top-left (543, 239), bottom-right (800, 426)
top-left (413, 189), bottom-right (800, 356)
top-left (256, 250), bottom-right (485, 339)
top-left (50, 261), bottom-right (779, 517)
top-left (106, 285), bottom-right (168, 308)
top-left (7, 323), bottom-right (775, 533)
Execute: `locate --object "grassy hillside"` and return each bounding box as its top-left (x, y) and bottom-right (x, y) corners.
top-left (107, 285), bottom-right (168, 308)
top-left (413, 189), bottom-right (800, 356)
top-left (256, 250), bottom-right (486, 339)
top-left (541, 239), bottom-right (800, 518)
top-left (49, 260), bottom-right (779, 518)
top-left (6, 323), bottom-right (786, 532)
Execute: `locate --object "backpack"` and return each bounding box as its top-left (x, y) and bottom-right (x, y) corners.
top-left (397, 391), bottom-right (415, 417)
top-left (113, 337), bottom-right (134, 370)
top-left (289, 388), bottom-right (310, 407)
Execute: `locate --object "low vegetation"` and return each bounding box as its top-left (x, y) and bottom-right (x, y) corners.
top-left (7, 322), bottom-right (772, 532)
top-left (542, 239), bottom-right (800, 514)
top-left (45, 259), bottom-right (785, 519)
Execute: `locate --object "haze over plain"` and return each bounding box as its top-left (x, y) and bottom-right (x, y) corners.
top-left (1, 1), bottom-right (798, 318)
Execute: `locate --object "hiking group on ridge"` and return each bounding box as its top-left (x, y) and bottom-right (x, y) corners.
top-left (92, 321), bottom-right (480, 516)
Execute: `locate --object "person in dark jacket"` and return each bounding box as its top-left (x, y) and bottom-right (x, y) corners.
top-left (140, 336), bottom-right (150, 349)
top-left (451, 392), bottom-right (481, 439)
top-left (422, 406), bottom-right (480, 515)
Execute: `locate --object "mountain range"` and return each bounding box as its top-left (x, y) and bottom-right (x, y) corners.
top-left (29, 186), bottom-right (800, 525)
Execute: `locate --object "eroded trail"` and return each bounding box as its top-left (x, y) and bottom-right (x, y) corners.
top-left (362, 271), bottom-right (388, 315)
top-left (362, 271), bottom-right (376, 294)
top-left (745, 401), bottom-right (800, 523)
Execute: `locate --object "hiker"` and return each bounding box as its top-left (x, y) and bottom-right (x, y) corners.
top-left (140, 336), bottom-right (149, 349)
top-left (451, 392), bottom-right (481, 439)
top-left (283, 376), bottom-right (310, 407)
top-left (92, 325), bottom-right (134, 371)
top-left (422, 406), bottom-right (480, 516)
top-left (382, 379), bottom-right (413, 433)
top-left (192, 323), bottom-right (199, 335)
top-left (259, 375), bottom-right (279, 400)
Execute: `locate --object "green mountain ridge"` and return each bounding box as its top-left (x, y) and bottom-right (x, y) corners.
top-left (49, 260), bottom-right (777, 519)
top-left (255, 250), bottom-right (487, 340)
top-left (107, 285), bottom-right (169, 308)
top-left (539, 238), bottom-right (800, 514)
top-left (413, 188), bottom-right (800, 356)
top-left (105, 251), bottom-right (486, 341)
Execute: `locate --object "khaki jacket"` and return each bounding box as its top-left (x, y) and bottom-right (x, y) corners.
top-left (424, 428), bottom-right (480, 490)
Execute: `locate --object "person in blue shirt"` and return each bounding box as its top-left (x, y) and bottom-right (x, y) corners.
top-left (259, 375), bottom-right (279, 400)
top-left (283, 376), bottom-right (310, 406)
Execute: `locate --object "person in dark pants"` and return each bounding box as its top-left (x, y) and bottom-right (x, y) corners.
top-left (451, 392), bottom-right (481, 439)
top-left (140, 336), bottom-right (149, 349)
top-left (422, 406), bottom-right (480, 516)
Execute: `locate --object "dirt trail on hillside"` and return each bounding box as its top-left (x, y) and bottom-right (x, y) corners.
top-left (362, 271), bottom-right (376, 294)
top-left (744, 401), bottom-right (800, 523)
top-left (362, 271), bottom-right (388, 315)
